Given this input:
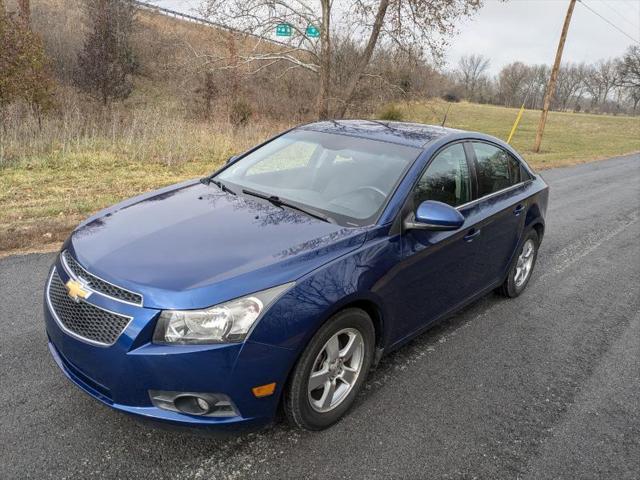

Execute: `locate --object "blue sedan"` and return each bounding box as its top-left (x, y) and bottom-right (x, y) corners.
top-left (44, 120), bottom-right (548, 431)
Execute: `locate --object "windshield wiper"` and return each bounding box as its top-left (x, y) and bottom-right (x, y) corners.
top-left (241, 188), bottom-right (333, 224)
top-left (200, 176), bottom-right (236, 195)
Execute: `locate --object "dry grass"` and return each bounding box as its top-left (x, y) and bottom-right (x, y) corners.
top-left (2, 0), bottom-right (637, 256)
top-left (0, 105), bottom-right (291, 253)
top-left (2, 100), bottom-right (638, 255)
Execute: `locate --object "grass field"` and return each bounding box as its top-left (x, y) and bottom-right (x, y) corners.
top-left (1, 101), bottom-right (638, 255)
top-left (403, 101), bottom-right (640, 167)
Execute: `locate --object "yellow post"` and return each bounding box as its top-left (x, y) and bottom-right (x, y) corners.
top-left (507, 103), bottom-right (526, 144)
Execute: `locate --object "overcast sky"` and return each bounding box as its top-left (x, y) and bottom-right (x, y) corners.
top-left (446, 0), bottom-right (640, 73)
top-left (156, 0), bottom-right (640, 74)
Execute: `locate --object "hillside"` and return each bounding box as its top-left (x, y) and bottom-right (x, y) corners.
top-left (16, 0), bottom-right (315, 120)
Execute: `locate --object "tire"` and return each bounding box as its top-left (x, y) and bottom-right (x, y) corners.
top-left (284, 308), bottom-right (375, 430)
top-left (497, 229), bottom-right (539, 298)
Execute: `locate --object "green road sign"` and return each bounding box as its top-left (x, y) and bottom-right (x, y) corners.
top-left (276, 23), bottom-right (292, 37)
top-left (306, 25), bottom-right (320, 38)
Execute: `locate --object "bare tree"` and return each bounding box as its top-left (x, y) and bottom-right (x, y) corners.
top-left (553, 63), bottom-right (587, 111)
top-left (76, 0), bottom-right (137, 106)
top-left (617, 45), bottom-right (640, 112)
top-left (522, 64), bottom-right (548, 109)
top-left (198, 0), bottom-right (484, 119)
top-left (584, 59), bottom-right (619, 110)
top-left (497, 61), bottom-right (530, 107)
top-left (456, 54), bottom-right (490, 101)
top-left (617, 45), bottom-right (640, 88)
top-left (624, 87), bottom-right (640, 113)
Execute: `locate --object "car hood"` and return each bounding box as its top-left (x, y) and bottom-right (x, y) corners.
top-left (68, 180), bottom-right (368, 310)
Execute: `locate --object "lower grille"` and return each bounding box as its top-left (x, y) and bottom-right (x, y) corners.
top-left (47, 269), bottom-right (132, 346)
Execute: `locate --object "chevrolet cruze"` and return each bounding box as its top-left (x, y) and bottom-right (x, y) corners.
top-left (44, 120), bottom-right (548, 431)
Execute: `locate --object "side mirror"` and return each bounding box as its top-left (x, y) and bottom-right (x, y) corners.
top-left (226, 155), bottom-right (239, 164)
top-left (404, 200), bottom-right (465, 231)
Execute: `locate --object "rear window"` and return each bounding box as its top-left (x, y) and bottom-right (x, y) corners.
top-left (472, 142), bottom-right (525, 197)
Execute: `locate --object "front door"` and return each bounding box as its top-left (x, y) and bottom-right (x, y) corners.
top-left (384, 143), bottom-right (485, 345)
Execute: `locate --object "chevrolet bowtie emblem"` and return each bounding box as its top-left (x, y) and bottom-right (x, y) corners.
top-left (65, 279), bottom-right (91, 302)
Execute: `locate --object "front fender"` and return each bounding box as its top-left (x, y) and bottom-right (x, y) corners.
top-left (248, 227), bottom-right (397, 355)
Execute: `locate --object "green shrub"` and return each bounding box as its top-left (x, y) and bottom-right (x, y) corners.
top-left (377, 104), bottom-right (404, 121)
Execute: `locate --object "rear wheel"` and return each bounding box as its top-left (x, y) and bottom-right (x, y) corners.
top-left (284, 308), bottom-right (375, 430)
top-left (497, 229), bottom-right (539, 298)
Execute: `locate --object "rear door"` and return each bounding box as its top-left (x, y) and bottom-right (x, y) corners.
top-left (467, 141), bottom-right (529, 287)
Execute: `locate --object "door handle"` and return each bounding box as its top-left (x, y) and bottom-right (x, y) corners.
top-left (464, 228), bottom-right (481, 242)
top-left (513, 204), bottom-right (525, 216)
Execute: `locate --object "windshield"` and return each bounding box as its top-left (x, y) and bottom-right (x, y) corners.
top-left (216, 130), bottom-right (420, 226)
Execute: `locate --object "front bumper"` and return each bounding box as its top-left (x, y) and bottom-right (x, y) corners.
top-left (44, 260), bottom-right (298, 430)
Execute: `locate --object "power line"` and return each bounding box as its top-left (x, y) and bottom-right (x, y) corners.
top-left (593, 0), bottom-right (639, 31)
top-left (578, 0), bottom-right (640, 45)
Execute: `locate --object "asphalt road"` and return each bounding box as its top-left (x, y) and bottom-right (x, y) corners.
top-left (1, 154), bottom-right (639, 480)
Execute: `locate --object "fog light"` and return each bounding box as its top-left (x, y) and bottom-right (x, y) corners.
top-left (174, 395), bottom-right (211, 415)
top-left (196, 397), bottom-right (210, 411)
top-left (149, 390), bottom-right (239, 417)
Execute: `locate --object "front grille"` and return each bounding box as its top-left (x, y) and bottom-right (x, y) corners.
top-left (48, 269), bottom-right (132, 346)
top-left (62, 251), bottom-right (143, 305)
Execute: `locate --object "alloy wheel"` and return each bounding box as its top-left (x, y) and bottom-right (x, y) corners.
top-left (514, 239), bottom-right (535, 287)
top-left (307, 328), bottom-right (365, 413)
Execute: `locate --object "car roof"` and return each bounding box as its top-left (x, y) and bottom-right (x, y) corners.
top-left (298, 119), bottom-right (464, 149)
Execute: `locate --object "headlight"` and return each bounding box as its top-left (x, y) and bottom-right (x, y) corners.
top-left (153, 283), bottom-right (294, 344)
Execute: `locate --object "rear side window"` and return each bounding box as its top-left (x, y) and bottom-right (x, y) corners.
top-left (472, 142), bottom-right (524, 197)
top-left (414, 143), bottom-right (471, 207)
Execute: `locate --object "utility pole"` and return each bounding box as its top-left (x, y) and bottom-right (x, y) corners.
top-left (533, 0), bottom-right (576, 153)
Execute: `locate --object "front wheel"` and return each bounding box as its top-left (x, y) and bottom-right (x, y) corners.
top-left (283, 308), bottom-right (375, 430)
top-left (497, 229), bottom-right (539, 298)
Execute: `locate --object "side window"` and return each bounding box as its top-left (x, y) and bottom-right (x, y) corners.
top-left (414, 143), bottom-right (471, 207)
top-left (472, 142), bottom-right (523, 197)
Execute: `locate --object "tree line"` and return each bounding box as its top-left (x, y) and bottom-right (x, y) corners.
top-left (452, 50), bottom-right (640, 114)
